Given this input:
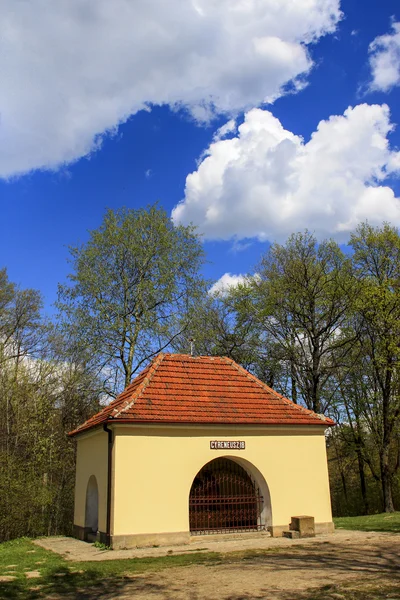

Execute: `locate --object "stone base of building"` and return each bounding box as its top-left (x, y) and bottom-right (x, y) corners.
top-left (190, 530), bottom-right (271, 543)
top-left (110, 523), bottom-right (334, 547)
top-left (110, 531), bottom-right (191, 550)
top-left (98, 531), bottom-right (110, 545)
top-left (316, 521), bottom-right (335, 534)
top-left (269, 521), bottom-right (335, 537)
top-left (74, 522), bottom-right (335, 548)
top-left (73, 525), bottom-right (93, 541)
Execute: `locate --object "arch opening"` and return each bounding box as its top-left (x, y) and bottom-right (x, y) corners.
top-left (84, 475), bottom-right (99, 535)
top-left (189, 457), bottom-right (266, 535)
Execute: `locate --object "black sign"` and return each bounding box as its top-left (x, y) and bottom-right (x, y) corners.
top-left (210, 440), bottom-right (245, 450)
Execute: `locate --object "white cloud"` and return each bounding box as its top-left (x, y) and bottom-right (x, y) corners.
top-left (209, 273), bottom-right (246, 296)
top-left (172, 104), bottom-right (400, 242)
top-left (229, 239), bottom-right (253, 254)
top-left (213, 120), bottom-right (237, 142)
top-left (369, 21), bottom-right (400, 92)
top-left (0, 0), bottom-right (342, 179)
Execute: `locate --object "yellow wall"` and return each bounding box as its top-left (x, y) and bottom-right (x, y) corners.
top-left (74, 429), bottom-right (108, 533)
top-left (111, 424), bottom-right (332, 537)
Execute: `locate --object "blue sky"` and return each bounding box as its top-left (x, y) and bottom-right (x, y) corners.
top-left (1, 0), bottom-right (400, 311)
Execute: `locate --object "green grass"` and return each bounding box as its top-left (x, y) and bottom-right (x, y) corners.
top-left (0, 537), bottom-right (221, 599)
top-left (1, 534), bottom-right (399, 599)
top-left (334, 511), bottom-right (400, 533)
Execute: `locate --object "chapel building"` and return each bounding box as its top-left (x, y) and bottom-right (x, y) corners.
top-left (69, 353), bottom-right (334, 549)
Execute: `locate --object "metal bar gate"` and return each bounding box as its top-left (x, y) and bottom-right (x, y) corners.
top-left (189, 458), bottom-right (264, 535)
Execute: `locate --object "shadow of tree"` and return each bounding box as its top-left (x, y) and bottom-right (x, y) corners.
top-left (1, 537), bottom-right (399, 600)
top-left (241, 538), bottom-right (400, 575)
top-left (1, 569), bottom-right (172, 600)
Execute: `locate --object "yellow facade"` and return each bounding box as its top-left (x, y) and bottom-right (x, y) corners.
top-left (74, 422), bottom-right (333, 548)
top-left (73, 429), bottom-right (108, 535)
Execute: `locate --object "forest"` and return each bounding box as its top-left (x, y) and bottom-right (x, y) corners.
top-left (1, 204), bottom-right (399, 542)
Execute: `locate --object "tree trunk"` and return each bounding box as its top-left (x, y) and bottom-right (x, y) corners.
top-left (290, 359), bottom-right (297, 404)
top-left (333, 433), bottom-right (348, 510)
top-left (311, 348), bottom-right (321, 414)
top-left (356, 448), bottom-right (369, 514)
top-left (380, 448), bottom-right (395, 513)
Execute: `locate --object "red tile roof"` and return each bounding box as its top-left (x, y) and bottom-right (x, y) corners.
top-left (69, 353), bottom-right (334, 436)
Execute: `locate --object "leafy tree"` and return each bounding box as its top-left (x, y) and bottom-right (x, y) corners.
top-left (349, 222), bottom-right (400, 512)
top-left (240, 232), bottom-right (358, 413)
top-left (174, 284), bottom-right (293, 396)
top-left (0, 269), bottom-right (102, 541)
top-left (327, 419), bottom-right (384, 517)
top-left (57, 205), bottom-right (206, 396)
top-left (174, 290), bottom-right (257, 364)
top-left (226, 280), bottom-right (296, 396)
top-left (0, 268), bottom-right (46, 366)
top-left (333, 358), bottom-right (373, 515)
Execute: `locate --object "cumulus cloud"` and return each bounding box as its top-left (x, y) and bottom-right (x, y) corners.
top-left (369, 21), bottom-right (400, 92)
top-left (172, 104), bottom-right (400, 242)
top-left (213, 119), bottom-right (237, 142)
top-left (209, 273), bottom-right (246, 296)
top-left (0, 0), bottom-right (342, 179)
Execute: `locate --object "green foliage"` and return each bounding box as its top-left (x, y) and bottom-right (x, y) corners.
top-left (231, 232), bottom-right (358, 413)
top-left (334, 512), bottom-right (400, 532)
top-left (57, 205), bottom-right (206, 396)
top-left (93, 541), bottom-right (111, 551)
top-left (0, 270), bottom-right (102, 542)
top-left (327, 424), bottom-right (394, 517)
top-left (346, 223), bottom-right (400, 512)
top-left (173, 290), bottom-right (261, 368)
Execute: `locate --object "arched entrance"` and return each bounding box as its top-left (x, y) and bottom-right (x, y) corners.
top-left (84, 475), bottom-right (99, 536)
top-left (189, 458), bottom-right (264, 534)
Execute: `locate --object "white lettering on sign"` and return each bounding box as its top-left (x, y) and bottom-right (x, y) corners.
top-left (210, 441), bottom-right (246, 450)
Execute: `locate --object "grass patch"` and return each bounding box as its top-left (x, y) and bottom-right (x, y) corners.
top-left (0, 538), bottom-right (221, 599)
top-left (1, 535), bottom-right (399, 599)
top-left (92, 541), bottom-right (111, 551)
top-left (334, 512), bottom-right (400, 533)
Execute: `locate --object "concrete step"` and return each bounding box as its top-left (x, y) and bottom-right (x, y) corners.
top-left (283, 530), bottom-right (300, 539)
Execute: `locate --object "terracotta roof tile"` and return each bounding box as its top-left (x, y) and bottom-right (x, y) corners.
top-left (69, 353), bottom-right (335, 436)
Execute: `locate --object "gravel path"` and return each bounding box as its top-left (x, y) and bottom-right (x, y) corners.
top-left (35, 529), bottom-right (398, 561)
top-left (35, 530), bottom-right (400, 599)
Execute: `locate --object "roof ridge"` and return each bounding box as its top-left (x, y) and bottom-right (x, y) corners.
top-left (162, 353), bottom-right (227, 360)
top-left (111, 353), bottom-right (165, 419)
top-left (222, 356), bottom-right (326, 423)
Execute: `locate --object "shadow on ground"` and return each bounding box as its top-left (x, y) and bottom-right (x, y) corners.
top-left (1, 571), bottom-right (400, 600)
top-left (1, 537), bottom-right (399, 600)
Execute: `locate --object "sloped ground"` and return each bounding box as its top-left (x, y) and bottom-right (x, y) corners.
top-left (1, 531), bottom-right (399, 599)
top-left (75, 531), bottom-right (400, 600)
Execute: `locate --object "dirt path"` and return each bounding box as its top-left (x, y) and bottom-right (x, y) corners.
top-left (100, 533), bottom-right (400, 599)
top-left (35, 531), bottom-right (400, 599)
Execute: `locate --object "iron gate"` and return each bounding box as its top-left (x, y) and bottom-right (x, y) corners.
top-left (189, 458), bottom-right (264, 534)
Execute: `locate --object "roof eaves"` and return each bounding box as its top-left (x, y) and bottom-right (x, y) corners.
top-left (111, 353), bottom-right (165, 419)
top-left (68, 354), bottom-right (164, 437)
top-left (105, 417), bottom-right (332, 426)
